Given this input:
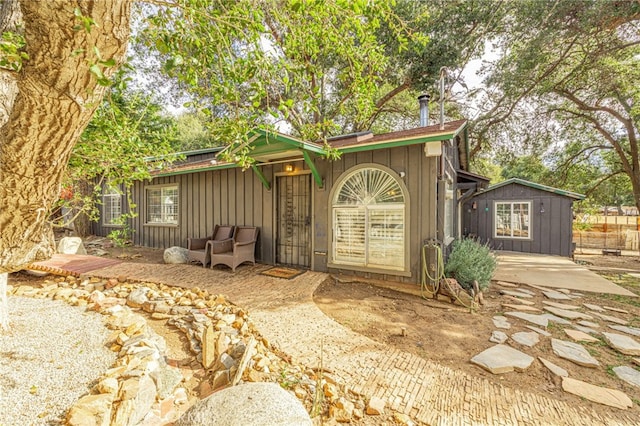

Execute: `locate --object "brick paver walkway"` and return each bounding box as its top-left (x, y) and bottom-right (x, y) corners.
top-left (91, 263), bottom-right (637, 425)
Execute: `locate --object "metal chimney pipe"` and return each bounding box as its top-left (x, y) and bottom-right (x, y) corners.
top-left (418, 94), bottom-right (430, 127)
top-left (439, 67), bottom-right (446, 130)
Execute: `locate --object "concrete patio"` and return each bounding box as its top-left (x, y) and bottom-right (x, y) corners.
top-left (494, 251), bottom-right (637, 297)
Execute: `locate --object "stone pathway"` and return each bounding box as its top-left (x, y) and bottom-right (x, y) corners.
top-left (90, 263), bottom-right (638, 425)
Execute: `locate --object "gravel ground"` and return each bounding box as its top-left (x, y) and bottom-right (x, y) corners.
top-left (0, 297), bottom-right (116, 425)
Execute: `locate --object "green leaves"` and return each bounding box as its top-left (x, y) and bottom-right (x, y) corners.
top-left (0, 31), bottom-right (28, 72)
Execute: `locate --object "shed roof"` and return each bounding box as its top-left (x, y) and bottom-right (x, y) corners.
top-left (480, 178), bottom-right (585, 200)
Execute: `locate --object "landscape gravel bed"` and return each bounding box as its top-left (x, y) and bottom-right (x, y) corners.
top-left (0, 296), bottom-right (115, 425)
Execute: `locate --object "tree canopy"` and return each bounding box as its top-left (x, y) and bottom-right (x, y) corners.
top-left (471, 0), bottom-right (640, 209)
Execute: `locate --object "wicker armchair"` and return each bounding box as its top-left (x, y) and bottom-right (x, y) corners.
top-left (187, 225), bottom-right (236, 267)
top-left (210, 226), bottom-right (259, 271)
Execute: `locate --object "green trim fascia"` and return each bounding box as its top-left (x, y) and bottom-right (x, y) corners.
top-left (485, 178), bottom-right (585, 200)
top-left (254, 129), bottom-right (326, 155)
top-left (154, 162), bottom-right (237, 177)
top-left (251, 164), bottom-right (271, 190)
top-left (302, 150), bottom-right (323, 188)
top-left (338, 133), bottom-right (454, 153)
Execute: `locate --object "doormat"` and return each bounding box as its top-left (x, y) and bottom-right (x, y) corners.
top-left (260, 266), bottom-right (305, 280)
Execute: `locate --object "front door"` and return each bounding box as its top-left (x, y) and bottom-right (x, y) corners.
top-left (277, 174), bottom-right (311, 267)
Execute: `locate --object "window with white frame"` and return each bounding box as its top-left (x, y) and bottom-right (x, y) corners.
top-left (331, 167), bottom-right (405, 271)
top-left (146, 186), bottom-right (179, 225)
top-left (495, 201), bottom-right (531, 239)
top-left (103, 185), bottom-right (122, 226)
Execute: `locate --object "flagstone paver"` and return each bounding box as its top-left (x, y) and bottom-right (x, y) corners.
top-left (583, 303), bottom-right (605, 312)
top-left (91, 262), bottom-right (639, 425)
top-left (609, 325), bottom-right (640, 337)
top-left (562, 377), bottom-right (633, 410)
top-left (564, 329), bottom-right (599, 343)
top-left (602, 332), bottom-right (640, 356)
top-left (525, 325), bottom-right (551, 337)
top-left (578, 320), bottom-right (600, 328)
top-left (544, 306), bottom-right (594, 320)
top-left (492, 315), bottom-right (511, 329)
top-left (470, 344), bottom-right (534, 373)
top-left (489, 330), bottom-right (508, 344)
top-left (500, 289), bottom-right (534, 298)
top-left (502, 303), bottom-right (541, 312)
top-left (603, 306), bottom-right (630, 314)
top-left (592, 312), bottom-right (629, 325)
top-left (573, 325), bottom-right (600, 335)
top-left (551, 339), bottom-right (600, 367)
top-left (511, 331), bottom-right (540, 347)
top-left (504, 311), bottom-right (548, 327)
top-left (538, 357), bottom-right (568, 378)
top-left (612, 366), bottom-right (640, 388)
top-left (543, 291), bottom-right (573, 300)
top-left (542, 301), bottom-right (580, 310)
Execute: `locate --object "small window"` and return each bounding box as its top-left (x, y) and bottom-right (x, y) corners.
top-left (103, 185), bottom-right (122, 226)
top-left (495, 201), bottom-right (531, 239)
top-left (146, 186), bottom-right (179, 225)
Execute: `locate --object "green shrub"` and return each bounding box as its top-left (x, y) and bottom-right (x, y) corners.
top-left (444, 238), bottom-right (496, 292)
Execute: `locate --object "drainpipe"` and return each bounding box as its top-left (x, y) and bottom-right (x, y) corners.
top-left (418, 94), bottom-right (430, 127)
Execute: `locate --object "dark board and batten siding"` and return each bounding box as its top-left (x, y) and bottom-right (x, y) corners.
top-left (94, 166), bottom-right (277, 263)
top-left (463, 182), bottom-right (575, 257)
top-left (312, 145), bottom-right (438, 282)
top-left (93, 144), bottom-right (440, 282)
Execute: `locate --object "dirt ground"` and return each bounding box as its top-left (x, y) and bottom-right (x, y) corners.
top-left (314, 252), bottom-right (640, 418)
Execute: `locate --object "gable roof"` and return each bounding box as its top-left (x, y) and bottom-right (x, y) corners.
top-left (480, 178), bottom-right (585, 200)
top-left (327, 119), bottom-right (467, 152)
top-left (153, 119), bottom-right (469, 177)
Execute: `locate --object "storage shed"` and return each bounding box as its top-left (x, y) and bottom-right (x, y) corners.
top-left (462, 178), bottom-right (584, 257)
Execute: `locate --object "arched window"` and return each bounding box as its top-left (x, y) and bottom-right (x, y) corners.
top-left (331, 166), bottom-right (407, 271)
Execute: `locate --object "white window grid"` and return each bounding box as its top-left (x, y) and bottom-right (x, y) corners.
top-left (103, 186), bottom-right (122, 226)
top-left (494, 201), bottom-right (531, 239)
top-left (146, 186), bottom-right (179, 224)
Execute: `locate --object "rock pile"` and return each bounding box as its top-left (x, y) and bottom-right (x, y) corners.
top-left (10, 275), bottom-right (385, 424)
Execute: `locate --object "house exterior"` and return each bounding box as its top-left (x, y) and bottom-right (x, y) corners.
top-left (92, 119), bottom-right (488, 283)
top-left (462, 178), bottom-right (585, 257)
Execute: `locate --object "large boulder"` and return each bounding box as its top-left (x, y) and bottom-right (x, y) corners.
top-left (175, 382), bottom-right (312, 426)
top-left (163, 246), bottom-right (189, 264)
top-left (57, 237), bottom-right (87, 255)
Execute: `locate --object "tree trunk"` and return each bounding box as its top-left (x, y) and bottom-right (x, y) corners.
top-left (0, 273), bottom-right (8, 331)
top-left (0, 0), bottom-right (131, 273)
top-left (73, 179), bottom-right (94, 237)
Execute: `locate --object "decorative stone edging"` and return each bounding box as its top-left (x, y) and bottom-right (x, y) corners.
top-left (10, 274), bottom-right (406, 425)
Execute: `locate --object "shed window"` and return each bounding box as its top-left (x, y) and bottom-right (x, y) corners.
top-left (146, 186), bottom-right (179, 225)
top-left (331, 167), bottom-right (405, 271)
top-left (495, 201), bottom-right (530, 239)
top-left (103, 185), bottom-right (122, 226)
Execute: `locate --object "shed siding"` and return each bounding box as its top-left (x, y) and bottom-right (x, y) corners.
top-left (92, 144), bottom-right (440, 282)
top-left (463, 183), bottom-right (575, 257)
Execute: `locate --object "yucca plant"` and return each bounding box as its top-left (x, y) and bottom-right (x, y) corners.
top-left (444, 238), bottom-right (497, 292)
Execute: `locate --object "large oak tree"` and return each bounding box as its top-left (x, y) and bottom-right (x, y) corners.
top-left (472, 1), bottom-right (640, 208)
top-left (0, 0), bottom-right (131, 330)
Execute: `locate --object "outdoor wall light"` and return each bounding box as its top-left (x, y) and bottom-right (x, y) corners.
top-left (472, 201), bottom-right (477, 210)
top-left (540, 202), bottom-right (545, 214)
top-left (284, 164), bottom-right (294, 172)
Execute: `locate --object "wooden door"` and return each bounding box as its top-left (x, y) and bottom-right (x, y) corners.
top-left (277, 174), bottom-right (311, 267)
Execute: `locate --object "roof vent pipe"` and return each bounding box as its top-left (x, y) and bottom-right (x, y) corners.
top-left (418, 94), bottom-right (430, 127)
